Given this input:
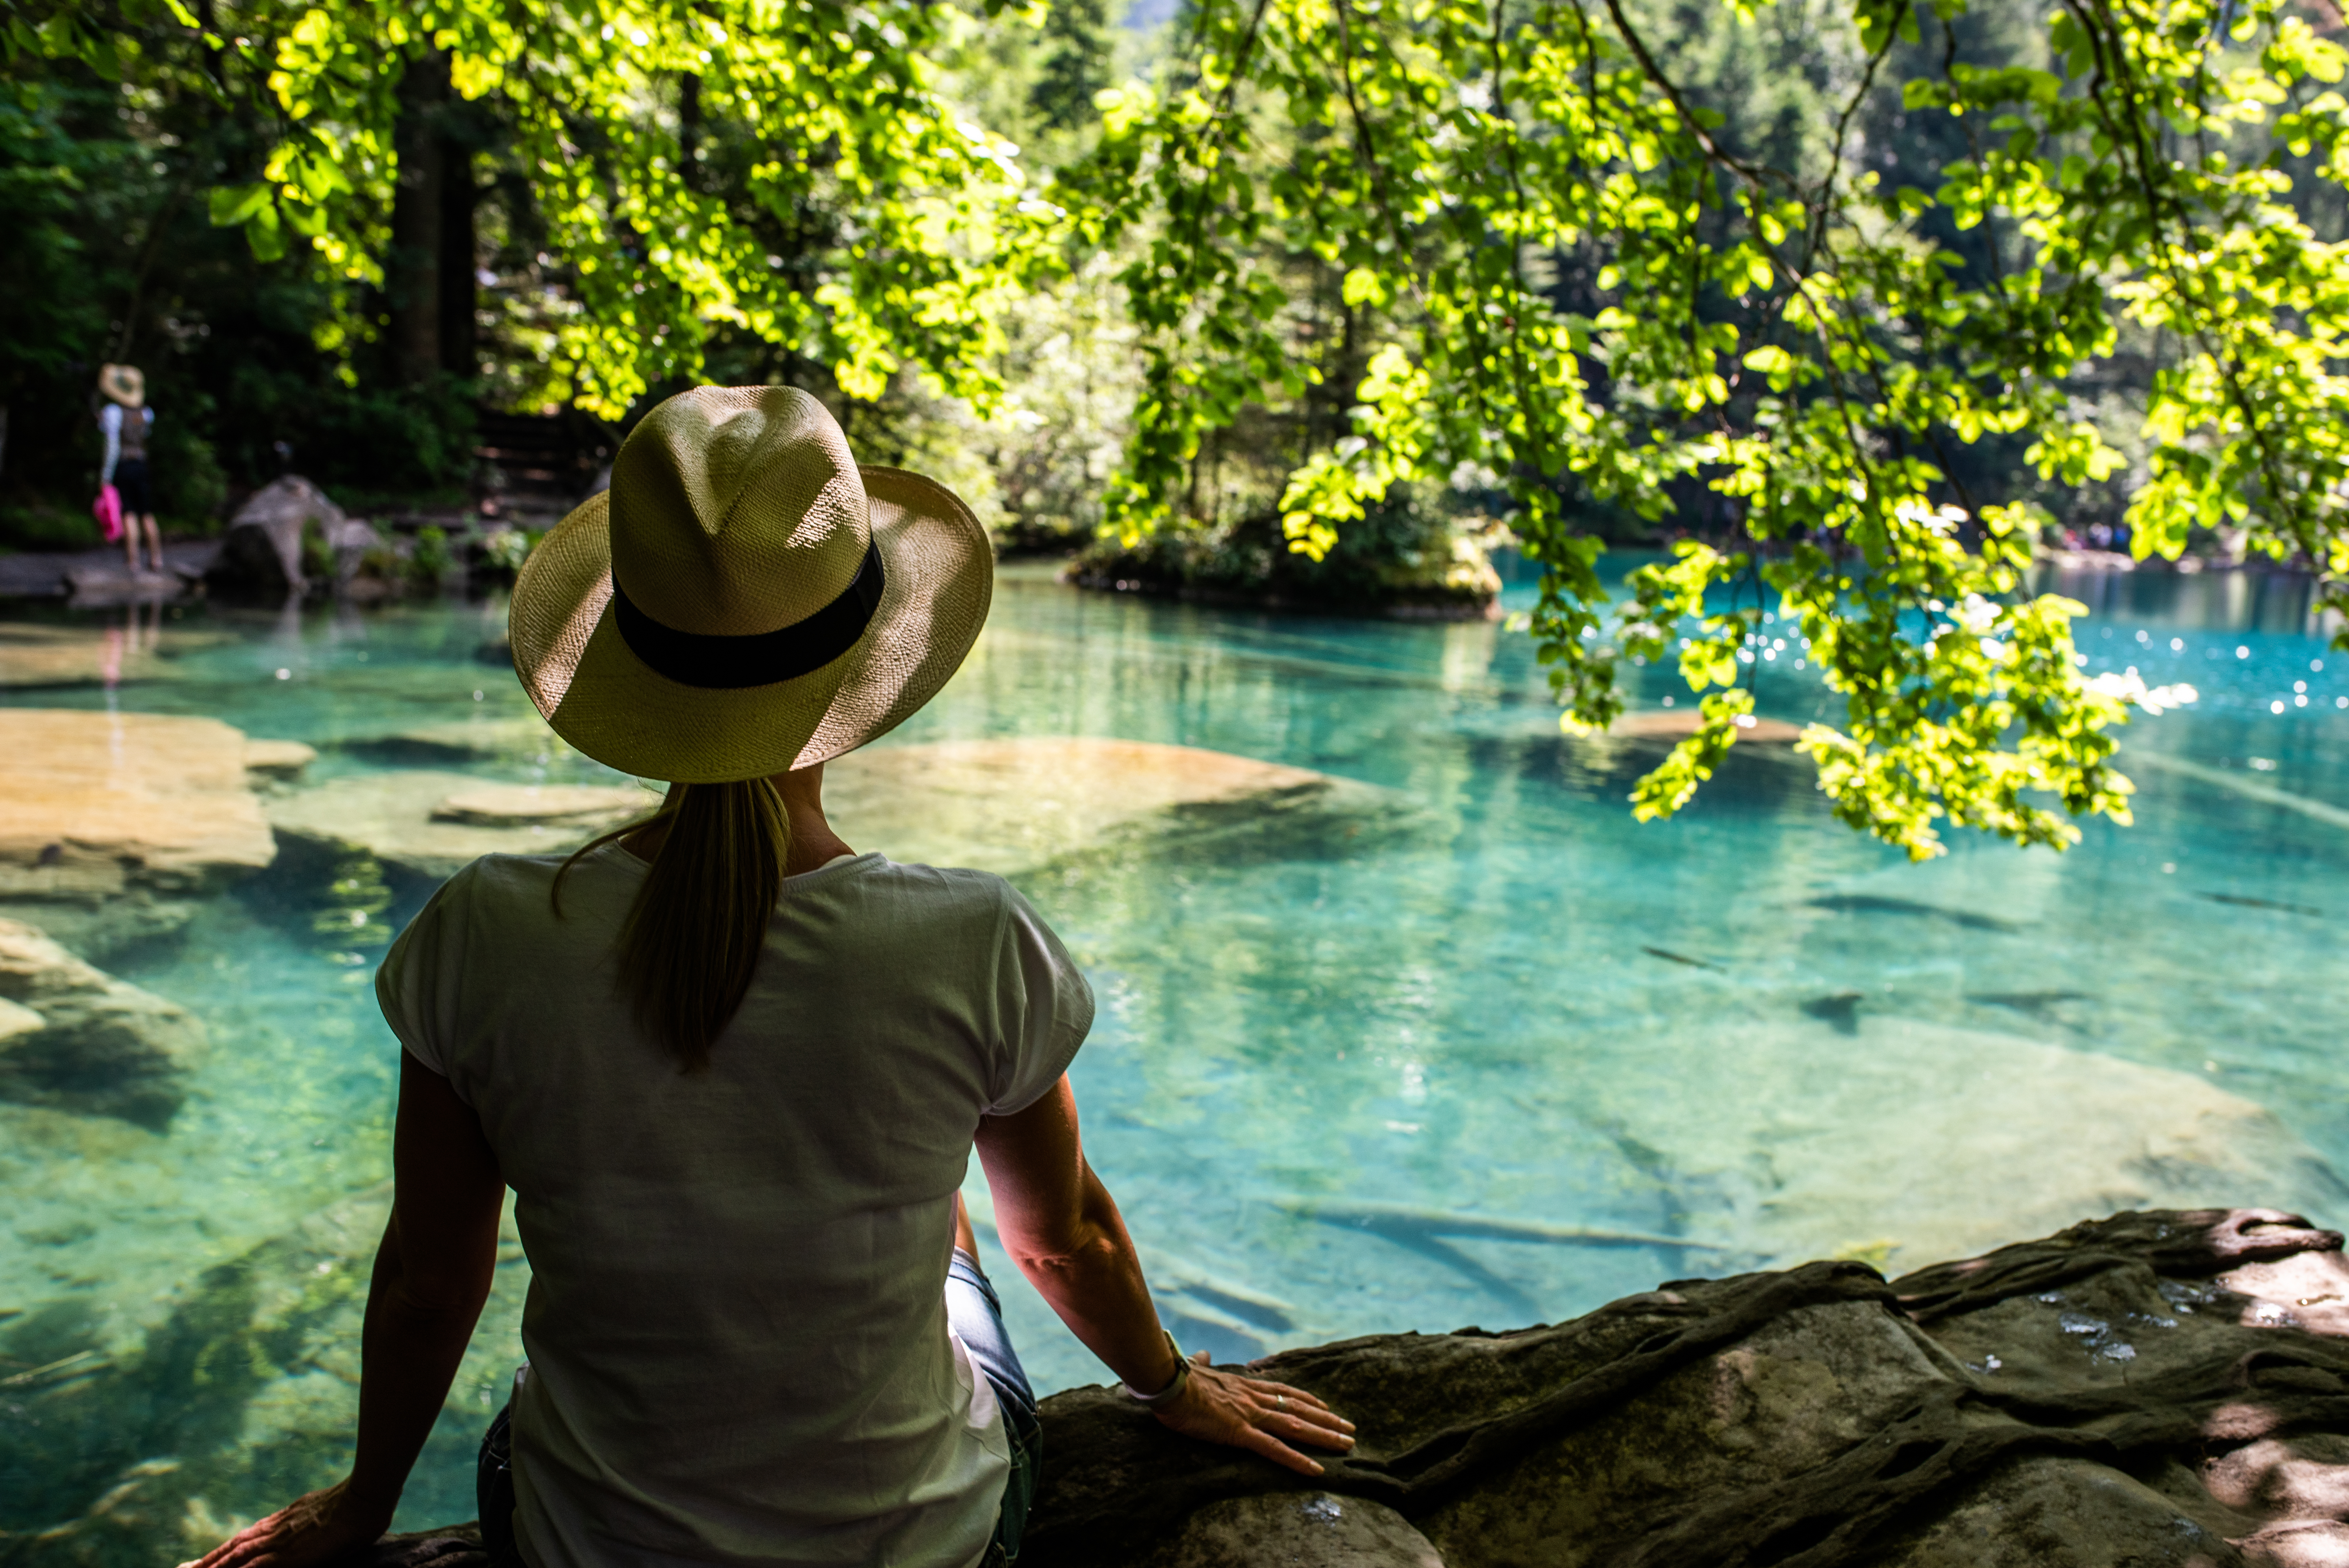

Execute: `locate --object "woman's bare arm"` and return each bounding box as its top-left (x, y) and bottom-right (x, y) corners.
top-left (973, 1076), bottom-right (1354, 1475)
top-left (184, 1051), bottom-right (506, 1568)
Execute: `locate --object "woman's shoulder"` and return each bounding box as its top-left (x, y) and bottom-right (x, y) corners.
top-left (433, 848), bottom-right (622, 922)
top-left (840, 855), bottom-right (1017, 910)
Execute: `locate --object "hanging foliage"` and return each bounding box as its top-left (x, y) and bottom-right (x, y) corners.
top-left (1055, 0), bottom-right (2349, 857)
top-left (9, 0), bottom-right (2343, 856)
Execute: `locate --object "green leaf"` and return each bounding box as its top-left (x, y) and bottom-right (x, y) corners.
top-left (208, 183), bottom-right (274, 228)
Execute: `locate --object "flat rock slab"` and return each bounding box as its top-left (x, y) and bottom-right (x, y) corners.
top-left (265, 772), bottom-right (660, 880)
top-left (243, 739), bottom-right (318, 781)
top-left (825, 737), bottom-right (1392, 876)
top-left (0, 917), bottom-right (206, 1127)
top-left (430, 783), bottom-right (652, 827)
top-left (0, 623), bottom-right (178, 688)
top-left (347, 718), bottom-right (573, 763)
top-left (0, 709), bottom-right (277, 905)
top-left (1604, 709), bottom-right (1805, 744)
top-left (264, 736), bottom-right (1392, 884)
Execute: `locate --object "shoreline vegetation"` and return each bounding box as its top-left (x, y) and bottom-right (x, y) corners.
top-left (4, 466), bottom-right (2337, 625)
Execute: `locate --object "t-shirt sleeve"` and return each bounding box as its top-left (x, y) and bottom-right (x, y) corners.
top-left (376, 864), bottom-right (479, 1080)
top-left (986, 886), bottom-right (1094, 1115)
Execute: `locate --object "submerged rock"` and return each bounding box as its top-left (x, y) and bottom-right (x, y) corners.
top-left (51, 1207), bottom-right (2347, 1568)
top-left (1602, 709), bottom-right (1805, 745)
top-left (1566, 1014), bottom-right (2347, 1273)
top-left (0, 918), bottom-right (206, 1127)
top-left (0, 623), bottom-right (175, 690)
top-left (0, 1180), bottom-right (532, 1567)
top-left (429, 784), bottom-right (651, 828)
top-left (258, 737), bottom-right (1396, 886)
top-left (265, 771), bottom-right (658, 880)
top-left (826, 738), bottom-right (1399, 877)
top-left (243, 739), bottom-right (318, 782)
top-left (0, 708), bottom-right (277, 957)
top-left (346, 718), bottom-right (571, 764)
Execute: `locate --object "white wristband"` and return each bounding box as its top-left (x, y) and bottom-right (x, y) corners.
top-left (1120, 1331), bottom-right (1191, 1407)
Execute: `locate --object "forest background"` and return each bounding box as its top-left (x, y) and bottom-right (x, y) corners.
top-left (0, 0), bottom-right (2193, 563)
top-left (2, 0), bottom-right (2346, 860)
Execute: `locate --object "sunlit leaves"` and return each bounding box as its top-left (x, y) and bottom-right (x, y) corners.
top-left (1054, 0), bottom-right (2348, 857)
top-left (151, 0), bottom-right (1037, 417)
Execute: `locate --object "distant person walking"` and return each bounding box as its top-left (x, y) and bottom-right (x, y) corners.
top-left (98, 363), bottom-right (161, 575)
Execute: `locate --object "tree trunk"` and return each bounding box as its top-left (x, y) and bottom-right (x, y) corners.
top-left (438, 141), bottom-right (477, 382)
top-left (387, 52), bottom-right (450, 387)
top-left (679, 72), bottom-right (702, 192)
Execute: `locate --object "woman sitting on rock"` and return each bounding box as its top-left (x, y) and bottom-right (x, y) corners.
top-left (184, 387), bottom-right (1352, 1568)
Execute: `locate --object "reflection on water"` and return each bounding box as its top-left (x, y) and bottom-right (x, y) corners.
top-left (1, 560), bottom-right (2345, 1560)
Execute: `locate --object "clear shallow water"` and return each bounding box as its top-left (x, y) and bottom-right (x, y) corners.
top-left (2, 560), bottom-right (2345, 1551)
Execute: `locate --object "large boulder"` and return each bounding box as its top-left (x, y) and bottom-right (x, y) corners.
top-left (1021, 1208), bottom-right (2349, 1568)
top-left (0, 708), bottom-right (278, 956)
top-left (32, 1207), bottom-right (2347, 1568)
top-left (0, 918), bottom-right (207, 1127)
top-left (206, 476), bottom-right (379, 599)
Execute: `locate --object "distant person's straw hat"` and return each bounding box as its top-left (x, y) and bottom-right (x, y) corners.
top-left (508, 385), bottom-right (992, 782)
top-left (98, 364), bottom-right (145, 409)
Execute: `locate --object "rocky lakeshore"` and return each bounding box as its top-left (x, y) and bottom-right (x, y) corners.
top-left (237, 1208), bottom-right (2349, 1568)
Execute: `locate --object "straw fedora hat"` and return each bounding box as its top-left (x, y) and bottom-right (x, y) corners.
top-left (509, 386), bottom-right (992, 782)
top-left (98, 364), bottom-right (145, 409)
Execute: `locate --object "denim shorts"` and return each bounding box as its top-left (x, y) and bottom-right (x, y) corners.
top-left (477, 1249), bottom-right (1041, 1566)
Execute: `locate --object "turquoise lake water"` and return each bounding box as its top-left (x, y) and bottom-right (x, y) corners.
top-left (2, 558), bottom-right (2345, 1553)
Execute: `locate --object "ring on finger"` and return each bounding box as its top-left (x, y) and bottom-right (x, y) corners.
top-left (1276, 1394), bottom-right (1287, 1412)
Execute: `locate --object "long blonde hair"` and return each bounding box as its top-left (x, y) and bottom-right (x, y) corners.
top-left (557, 778), bottom-right (791, 1071)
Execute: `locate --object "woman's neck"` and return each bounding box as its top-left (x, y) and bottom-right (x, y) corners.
top-left (620, 763), bottom-right (855, 875)
top-left (774, 763), bottom-right (855, 874)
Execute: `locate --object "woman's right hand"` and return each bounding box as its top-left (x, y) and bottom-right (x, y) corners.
top-left (1151, 1352), bottom-right (1357, 1475)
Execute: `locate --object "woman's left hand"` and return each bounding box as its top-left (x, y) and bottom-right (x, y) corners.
top-left (178, 1479), bottom-right (389, 1568)
top-left (1151, 1354), bottom-right (1357, 1475)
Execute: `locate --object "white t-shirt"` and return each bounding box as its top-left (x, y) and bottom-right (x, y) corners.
top-left (376, 845), bottom-right (1093, 1568)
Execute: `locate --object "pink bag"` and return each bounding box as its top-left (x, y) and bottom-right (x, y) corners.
top-left (92, 484), bottom-right (123, 542)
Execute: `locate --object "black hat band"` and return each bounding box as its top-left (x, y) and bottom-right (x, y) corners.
top-left (611, 540), bottom-right (886, 690)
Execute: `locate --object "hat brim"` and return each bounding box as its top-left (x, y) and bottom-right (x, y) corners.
top-left (508, 466), bottom-right (993, 782)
